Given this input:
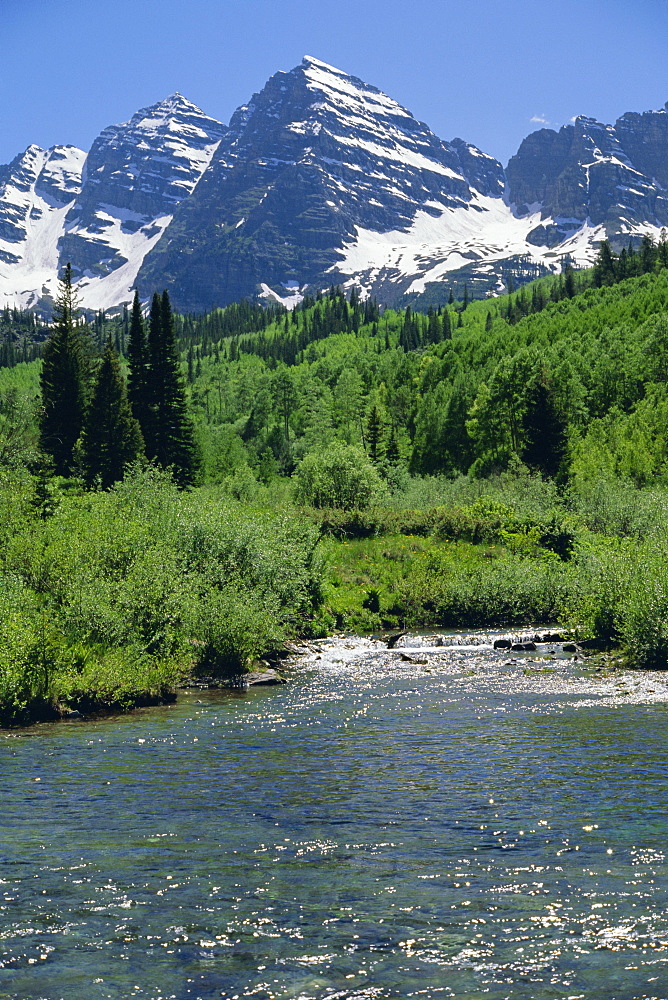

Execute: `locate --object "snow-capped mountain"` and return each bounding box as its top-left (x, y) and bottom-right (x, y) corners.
top-left (0, 95), bottom-right (226, 311)
top-left (62, 94), bottom-right (227, 311)
top-left (1, 57), bottom-right (668, 313)
top-left (138, 55), bottom-right (508, 309)
top-left (506, 108), bottom-right (668, 249)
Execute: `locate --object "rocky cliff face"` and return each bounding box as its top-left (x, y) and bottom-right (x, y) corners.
top-left (0, 96), bottom-right (225, 311)
top-left (60, 94), bottom-right (227, 310)
top-left (506, 106), bottom-right (668, 249)
top-left (137, 56), bottom-right (506, 310)
top-left (1, 60), bottom-right (667, 313)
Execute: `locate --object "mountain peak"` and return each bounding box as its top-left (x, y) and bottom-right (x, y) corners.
top-left (301, 54), bottom-right (343, 74)
top-left (3, 58), bottom-right (668, 314)
top-left (296, 53), bottom-right (415, 124)
top-left (132, 92), bottom-right (212, 124)
top-left (155, 92), bottom-right (202, 112)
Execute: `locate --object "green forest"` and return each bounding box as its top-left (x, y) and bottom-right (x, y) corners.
top-left (3, 234), bottom-right (668, 724)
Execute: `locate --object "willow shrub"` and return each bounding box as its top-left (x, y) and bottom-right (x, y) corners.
top-left (569, 477), bottom-right (668, 540)
top-left (391, 546), bottom-right (575, 627)
top-left (294, 443), bottom-right (388, 510)
top-left (568, 536), bottom-right (668, 667)
top-left (0, 578), bottom-right (60, 723)
top-left (0, 470), bottom-right (321, 704)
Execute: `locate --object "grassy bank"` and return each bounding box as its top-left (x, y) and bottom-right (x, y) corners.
top-left (315, 474), bottom-right (668, 668)
top-left (321, 534), bottom-right (575, 632)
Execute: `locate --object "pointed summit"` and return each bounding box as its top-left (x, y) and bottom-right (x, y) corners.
top-left (297, 53), bottom-right (415, 122)
top-left (137, 53), bottom-right (504, 311)
top-left (54, 96), bottom-right (227, 310)
top-left (148, 92), bottom-right (205, 114)
top-left (128, 92), bottom-right (224, 133)
top-left (301, 54), bottom-right (345, 73)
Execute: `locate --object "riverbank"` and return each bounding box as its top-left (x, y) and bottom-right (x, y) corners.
top-left (5, 464), bottom-right (668, 729)
top-left (1, 621), bottom-right (621, 730)
top-left (320, 531), bottom-right (578, 632)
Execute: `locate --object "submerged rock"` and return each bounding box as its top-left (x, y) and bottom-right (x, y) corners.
top-left (244, 669), bottom-right (286, 687)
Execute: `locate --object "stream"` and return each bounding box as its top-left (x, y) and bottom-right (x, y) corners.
top-left (2, 630), bottom-right (668, 1000)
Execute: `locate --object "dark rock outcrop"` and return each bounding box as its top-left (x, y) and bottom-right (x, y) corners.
top-left (506, 107), bottom-right (668, 245)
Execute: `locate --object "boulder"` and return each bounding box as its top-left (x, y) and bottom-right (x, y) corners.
top-left (386, 632), bottom-right (407, 649)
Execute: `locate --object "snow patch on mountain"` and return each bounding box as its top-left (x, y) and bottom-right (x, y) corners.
top-left (259, 282), bottom-right (305, 309)
top-left (0, 144), bottom-right (85, 310)
top-left (334, 193), bottom-right (608, 295)
top-left (302, 55), bottom-right (413, 121)
top-left (330, 131), bottom-right (465, 181)
top-left (75, 214), bottom-right (173, 311)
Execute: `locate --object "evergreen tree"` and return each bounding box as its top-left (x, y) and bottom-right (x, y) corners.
top-left (366, 403), bottom-right (384, 462)
top-left (660, 229), bottom-right (668, 269)
top-left (126, 289), bottom-right (153, 448)
top-left (80, 338), bottom-right (144, 488)
top-left (593, 240), bottom-right (617, 287)
top-left (272, 366), bottom-right (298, 444)
top-left (641, 233), bottom-right (657, 274)
top-left (521, 378), bottom-right (568, 479)
top-left (39, 263), bottom-right (88, 476)
top-left (385, 427), bottom-right (400, 464)
top-left (146, 290), bottom-right (199, 486)
top-left (427, 307), bottom-right (440, 343)
top-left (617, 248), bottom-right (628, 280)
top-left (399, 307), bottom-right (420, 351)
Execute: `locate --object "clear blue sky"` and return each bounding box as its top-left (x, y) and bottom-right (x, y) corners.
top-left (1, 0), bottom-right (667, 167)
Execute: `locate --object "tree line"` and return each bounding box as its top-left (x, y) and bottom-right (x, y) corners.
top-left (26, 234), bottom-right (668, 498)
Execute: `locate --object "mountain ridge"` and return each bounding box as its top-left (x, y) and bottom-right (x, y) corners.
top-left (1, 57), bottom-right (667, 313)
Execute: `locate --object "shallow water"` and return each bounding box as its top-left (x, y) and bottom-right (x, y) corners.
top-left (2, 632), bottom-right (668, 1000)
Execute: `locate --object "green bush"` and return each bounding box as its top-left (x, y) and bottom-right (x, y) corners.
top-left (0, 465), bottom-right (328, 720)
top-left (0, 598), bottom-right (46, 721)
top-left (567, 536), bottom-right (668, 667)
top-left (294, 443), bottom-right (388, 510)
top-left (188, 586), bottom-right (284, 675)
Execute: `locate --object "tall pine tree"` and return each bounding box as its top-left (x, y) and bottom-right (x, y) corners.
top-left (126, 289), bottom-right (153, 449)
top-left (80, 338), bottom-right (144, 488)
top-left (521, 378), bottom-right (568, 479)
top-left (39, 263), bottom-right (88, 476)
top-left (366, 403), bottom-right (384, 462)
top-left (146, 290), bottom-right (199, 486)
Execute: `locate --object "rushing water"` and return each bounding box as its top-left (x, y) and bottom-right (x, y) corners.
top-left (2, 632), bottom-right (668, 1000)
